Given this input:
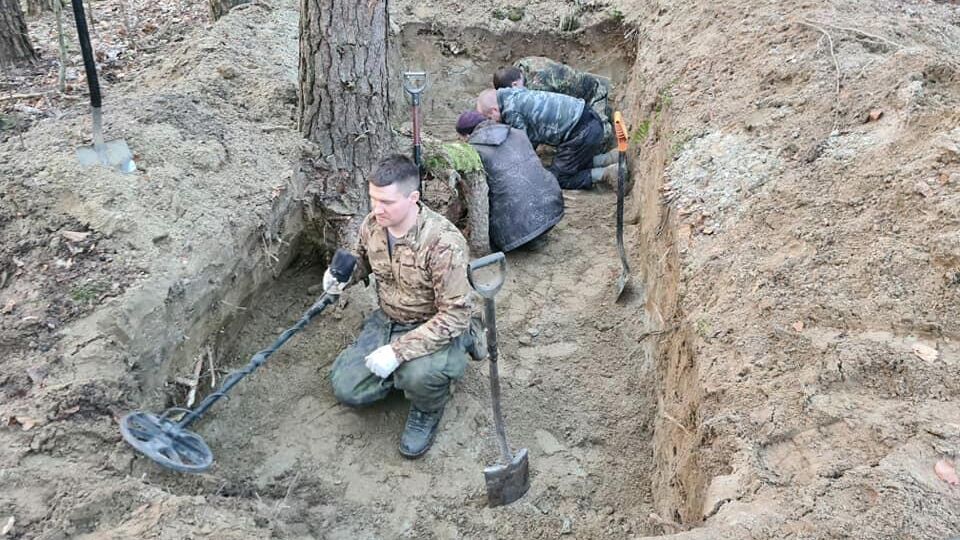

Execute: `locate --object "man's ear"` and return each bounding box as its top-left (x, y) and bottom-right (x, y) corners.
top-left (409, 190), bottom-right (421, 205)
top-left (511, 80), bottom-right (522, 88)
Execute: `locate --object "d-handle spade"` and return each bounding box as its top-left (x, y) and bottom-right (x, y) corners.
top-left (119, 249), bottom-right (357, 473)
top-left (402, 71), bottom-right (427, 176)
top-left (70, 0), bottom-right (136, 173)
top-left (467, 252), bottom-right (530, 507)
top-left (613, 111), bottom-right (631, 301)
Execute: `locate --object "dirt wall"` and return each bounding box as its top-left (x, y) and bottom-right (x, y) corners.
top-left (625, 0), bottom-right (960, 536)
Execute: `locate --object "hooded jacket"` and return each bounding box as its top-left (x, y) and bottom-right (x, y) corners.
top-left (468, 121), bottom-right (564, 251)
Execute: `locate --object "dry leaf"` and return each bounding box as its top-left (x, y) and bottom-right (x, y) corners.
top-left (60, 406), bottom-right (80, 417)
top-left (866, 109), bottom-right (883, 122)
top-left (934, 459), bottom-right (959, 485)
top-left (12, 416), bottom-right (37, 431)
top-left (792, 321), bottom-right (804, 332)
top-left (60, 230), bottom-right (90, 242)
top-left (912, 342), bottom-right (939, 362)
top-left (2, 516), bottom-right (13, 536)
top-left (1, 300), bottom-right (14, 314)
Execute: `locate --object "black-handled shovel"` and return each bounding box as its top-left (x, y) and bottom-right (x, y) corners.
top-left (613, 111), bottom-right (631, 300)
top-left (467, 252), bottom-right (530, 507)
top-left (70, 0), bottom-right (136, 173)
top-left (119, 249), bottom-right (357, 473)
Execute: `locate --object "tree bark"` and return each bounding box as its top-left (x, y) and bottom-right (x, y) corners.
top-left (298, 0), bottom-right (391, 246)
top-left (457, 169), bottom-right (491, 256)
top-left (0, 0), bottom-right (37, 65)
top-left (208, 0), bottom-right (250, 21)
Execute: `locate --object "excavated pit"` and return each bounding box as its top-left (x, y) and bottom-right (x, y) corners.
top-left (116, 21), bottom-right (710, 539)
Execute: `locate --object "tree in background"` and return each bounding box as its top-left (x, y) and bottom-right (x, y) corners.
top-left (297, 0), bottom-right (391, 244)
top-left (24, 0), bottom-right (55, 16)
top-left (1, 0), bottom-right (37, 64)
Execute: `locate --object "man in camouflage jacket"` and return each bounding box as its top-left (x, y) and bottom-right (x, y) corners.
top-left (325, 154), bottom-right (476, 458)
top-left (495, 57), bottom-right (613, 147)
top-left (477, 87), bottom-right (618, 190)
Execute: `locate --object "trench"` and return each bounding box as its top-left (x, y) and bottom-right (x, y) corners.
top-left (123, 17), bottom-right (711, 539)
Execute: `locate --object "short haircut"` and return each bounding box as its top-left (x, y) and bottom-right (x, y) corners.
top-left (370, 154), bottom-right (420, 195)
top-left (477, 88), bottom-right (499, 116)
top-left (493, 67), bottom-right (523, 89)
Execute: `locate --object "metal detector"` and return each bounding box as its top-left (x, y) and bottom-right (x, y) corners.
top-left (119, 249), bottom-right (357, 473)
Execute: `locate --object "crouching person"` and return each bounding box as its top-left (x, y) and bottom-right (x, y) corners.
top-left (327, 154), bottom-right (476, 459)
top-left (456, 111), bottom-right (564, 251)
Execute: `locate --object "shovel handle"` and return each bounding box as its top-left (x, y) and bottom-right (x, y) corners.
top-left (614, 111), bottom-right (628, 152)
top-left (402, 71), bottom-right (427, 95)
top-left (71, 0), bottom-right (102, 109)
top-left (468, 252), bottom-right (507, 298)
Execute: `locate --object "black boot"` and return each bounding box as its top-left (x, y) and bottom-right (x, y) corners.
top-left (399, 404), bottom-right (444, 459)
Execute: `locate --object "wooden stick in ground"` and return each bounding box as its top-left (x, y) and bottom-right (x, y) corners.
top-left (0, 92), bottom-right (49, 102)
top-left (118, 0), bottom-right (138, 50)
top-left (84, 0), bottom-right (98, 41)
top-left (185, 355), bottom-right (204, 408)
top-left (206, 344), bottom-right (216, 388)
top-left (54, 0), bottom-right (67, 92)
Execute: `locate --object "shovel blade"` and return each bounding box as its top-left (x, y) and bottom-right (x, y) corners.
top-left (484, 448), bottom-right (530, 507)
top-left (77, 139), bottom-right (136, 174)
top-left (616, 270), bottom-right (629, 300)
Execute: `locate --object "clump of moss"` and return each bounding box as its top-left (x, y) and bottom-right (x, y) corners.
top-left (421, 142), bottom-right (484, 178)
top-left (493, 6), bottom-right (524, 21)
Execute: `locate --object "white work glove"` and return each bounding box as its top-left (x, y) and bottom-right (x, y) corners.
top-left (365, 345), bottom-right (400, 379)
top-left (322, 268), bottom-right (348, 295)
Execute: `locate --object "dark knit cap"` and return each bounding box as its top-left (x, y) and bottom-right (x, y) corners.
top-left (456, 110), bottom-right (486, 136)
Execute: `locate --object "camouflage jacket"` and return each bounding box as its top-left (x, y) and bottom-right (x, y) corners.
top-left (496, 88), bottom-right (585, 147)
top-left (515, 56), bottom-right (606, 104)
top-left (351, 205), bottom-right (475, 362)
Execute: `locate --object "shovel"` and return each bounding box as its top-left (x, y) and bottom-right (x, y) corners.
top-left (613, 111), bottom-right (631, 301)
top-left (467, 252), bottom-right (530, 507)
top-left (70, 0), bottom-right (136, 173)
top-left (119, 249), bottom-right (357, 473)
top-left (402, 71), bottom-right (427, 179)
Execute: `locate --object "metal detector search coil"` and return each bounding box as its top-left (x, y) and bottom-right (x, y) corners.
top-left (120, 249), bottom-right (357, 473)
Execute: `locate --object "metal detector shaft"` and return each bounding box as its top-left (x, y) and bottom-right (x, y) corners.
top-left (178, 294), bottom-right (335, 428)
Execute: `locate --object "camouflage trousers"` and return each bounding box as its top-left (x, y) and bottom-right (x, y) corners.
top-left (330, 310), bottom-right (469, 413)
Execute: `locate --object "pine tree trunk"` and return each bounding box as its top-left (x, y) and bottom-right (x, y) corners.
top-left (298, 0), bottom-right (391, 246)
top-left (208, 0), bottom-right (250, 21)
top-left (0, 0), bottom-right (37, 65)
